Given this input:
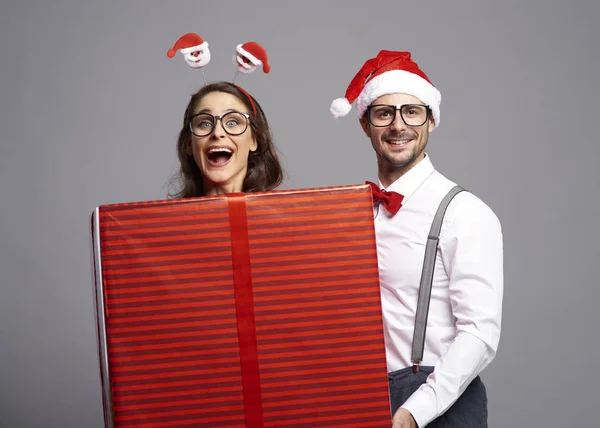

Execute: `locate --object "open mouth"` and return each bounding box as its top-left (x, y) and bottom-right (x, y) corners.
top-left (207, 147), bottom-right (233, 166)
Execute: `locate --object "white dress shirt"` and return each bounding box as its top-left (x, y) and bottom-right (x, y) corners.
top-left (374, 155), bottom-right (503, 427)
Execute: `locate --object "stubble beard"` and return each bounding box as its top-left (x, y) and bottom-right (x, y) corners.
top-left (375, 132), bottom-right (424, 180)
top-left (377, 149), bottom-right (418, 180)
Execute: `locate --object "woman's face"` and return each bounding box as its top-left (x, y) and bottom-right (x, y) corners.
top-left (187, 91), bottom-right (257, 195)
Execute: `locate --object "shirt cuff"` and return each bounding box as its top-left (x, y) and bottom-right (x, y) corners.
top-left (399, 333), bottom-right (491, 427)
top-left (400, 388), bottom-right (437, 428)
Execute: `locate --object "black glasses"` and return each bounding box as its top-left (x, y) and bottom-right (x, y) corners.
top-left (366, 104), bottom-right (431, 127)
top-left (188, 111), bottom-right (250, 137)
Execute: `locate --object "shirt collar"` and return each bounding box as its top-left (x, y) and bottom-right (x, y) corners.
top-left (378, 154), bottom-right (435, 202)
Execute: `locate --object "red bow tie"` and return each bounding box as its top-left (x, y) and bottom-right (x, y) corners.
top-left (366, 181), bottom-right (404, 215)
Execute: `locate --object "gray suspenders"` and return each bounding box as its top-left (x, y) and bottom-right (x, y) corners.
top-left (411, 185), bottom-right (466, 373)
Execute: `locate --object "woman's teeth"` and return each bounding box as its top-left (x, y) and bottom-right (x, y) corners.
top-left (208, 147), bottom-right (232, 155)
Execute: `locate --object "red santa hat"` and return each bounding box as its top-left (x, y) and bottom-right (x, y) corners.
top-left (330, 50), bottom-right (441, 129)
top-left (235, 41), bottom-right (271, 73)
top-left (167, 33), bottom-right (209, 58)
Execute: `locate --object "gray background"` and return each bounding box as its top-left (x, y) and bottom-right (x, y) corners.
top-left (1, 0), bottom-right (599, 427)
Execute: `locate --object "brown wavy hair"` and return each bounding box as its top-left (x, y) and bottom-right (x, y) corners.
top-left (168, 82), bottom-right (283, 198)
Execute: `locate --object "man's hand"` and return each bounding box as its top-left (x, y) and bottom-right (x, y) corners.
top-left (392, 408), bottom-right (417, 428)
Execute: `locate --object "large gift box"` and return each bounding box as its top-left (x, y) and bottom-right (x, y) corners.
top-left (91, 184), bottom-right (391, 428)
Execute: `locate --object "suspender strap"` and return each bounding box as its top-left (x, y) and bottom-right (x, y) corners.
top-left (411, 185), bottom-right (465, 373)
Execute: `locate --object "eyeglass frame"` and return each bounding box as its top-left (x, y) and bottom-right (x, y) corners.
top-left (187, 110), bottom-right (253, 137)
top-left (365, 103), bottom-right (432, 128)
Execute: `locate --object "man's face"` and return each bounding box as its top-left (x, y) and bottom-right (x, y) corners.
top-left (360, 93), bottom-right (434, 178)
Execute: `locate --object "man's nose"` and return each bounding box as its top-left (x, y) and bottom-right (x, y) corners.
top-left (389, 110), bottom-right (407, 131)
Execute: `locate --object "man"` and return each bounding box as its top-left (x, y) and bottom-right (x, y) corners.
top-left (330, 51), bottom-right (503, 427)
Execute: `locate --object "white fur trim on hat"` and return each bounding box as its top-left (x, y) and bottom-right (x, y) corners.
top-left (356, 69), bottom-right (442, 128)
top-left (236, 44), bottom-right (262, 66)
top-left (180, 42), bottom-right (209, 55)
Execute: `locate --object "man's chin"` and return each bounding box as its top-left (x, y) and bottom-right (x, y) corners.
top-left (378, 151), bottom-right (419, 170)
top-left (382, 150), bottom-right (412, 165)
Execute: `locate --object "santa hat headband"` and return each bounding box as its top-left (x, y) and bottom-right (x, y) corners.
top-left (330, 50), bottom-right (441, 129)
top-left (235, 42), bottom-right (271, 74)
top-left (167, 33), bottom-right (208, 58)
top-left (167, 33), bottom-right (271, 117)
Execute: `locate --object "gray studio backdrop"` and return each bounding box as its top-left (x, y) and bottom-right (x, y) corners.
top-left (1, 0), bottom-right (599, 427)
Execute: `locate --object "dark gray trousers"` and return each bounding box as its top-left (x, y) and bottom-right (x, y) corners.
top-left (389, 366), bottom-right (488, 427)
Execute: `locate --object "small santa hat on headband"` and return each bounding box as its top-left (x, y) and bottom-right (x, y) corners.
top-left (330, 50), bottom-right (441, 129)
top-left (235, 41), bottom-right (271, 74)
top-left (167, 33), bottom-right (209, 58)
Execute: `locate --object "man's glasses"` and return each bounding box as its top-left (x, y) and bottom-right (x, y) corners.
top-left (188, 111), bottom-right (250, 137)
top-left (366, 104), bottom-right (431, 127)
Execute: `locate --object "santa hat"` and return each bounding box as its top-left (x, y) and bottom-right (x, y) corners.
top-left (330, 50), bottom-right (441, 129)
top-left (167, 33), bottom-right (209, 58)
top-left (235, 42), bottom-right (271, 73)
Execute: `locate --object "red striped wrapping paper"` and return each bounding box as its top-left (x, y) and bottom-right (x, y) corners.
top-left (91, 184), bottom-right (391, 428)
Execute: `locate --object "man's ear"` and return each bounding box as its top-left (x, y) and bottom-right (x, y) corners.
top-left (428, 116), bottom-right (435, 133)
top-left (359, 116), bottom-right (371, 138)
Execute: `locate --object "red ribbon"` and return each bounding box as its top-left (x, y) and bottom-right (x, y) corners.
top-left (227, 194), bottom-right (264, 428)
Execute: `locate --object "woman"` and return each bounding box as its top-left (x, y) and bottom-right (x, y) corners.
top-left (170, 82), bottom-right (283, 197)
